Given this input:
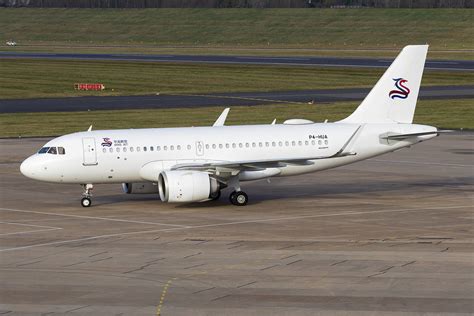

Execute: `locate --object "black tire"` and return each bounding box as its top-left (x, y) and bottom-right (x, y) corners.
top-left (229, 191), bottom-right (236, 204)
top-left (81, 197), bottom-right (92, 207)
top-left (210, 190), bottom-right (221, 201)
top-left (230, 191), bottom-right (248, 206)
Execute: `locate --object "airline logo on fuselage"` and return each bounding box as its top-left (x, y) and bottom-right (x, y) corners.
top-left (389, 78), bottom-right (410, 100)
top-left (101, 137), bottom-right (112, 147)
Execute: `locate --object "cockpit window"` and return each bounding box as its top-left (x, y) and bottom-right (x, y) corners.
top-left (38, 146), bottom-right (65, 155)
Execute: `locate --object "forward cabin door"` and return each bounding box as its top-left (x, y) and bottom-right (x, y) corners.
top-left (82, 137), bottom-right (98, 166)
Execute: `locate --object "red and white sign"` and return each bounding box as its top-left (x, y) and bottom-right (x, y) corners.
top-left (74, 83), bottom-right (105, 91)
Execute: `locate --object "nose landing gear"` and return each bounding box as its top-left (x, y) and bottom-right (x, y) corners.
top-left (81, 184), bottom-right (94, 207)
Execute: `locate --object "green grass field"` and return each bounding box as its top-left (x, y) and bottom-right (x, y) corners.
top-left (1, 59), bottom-right (472, 99)
top-left (0, 99), bottom-right (471, 138)
top-left (1, 8), bottom-right (473, 59)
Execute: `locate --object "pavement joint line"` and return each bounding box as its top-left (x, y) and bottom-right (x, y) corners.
top-left (0, 207), bottom-right (191, 228)
top-left (0, 204), bottom-right (469, 252)
top-left (16, 260), bottom-right (42, 267)
top-left (260, 264), bottom-right (280, 271)
top-left (401, 261), bottom-right (416, 267)
top-left (89, 251), bottom-right (108, 257)
top-left (192, 286), bottom-right (216, 294)
top-left (62, 305), bottom-right (90, 313)
top-left (281, 254), bottom-right (298, 260)
top-left (331, 260), bottom-right (348, 266)
top-left (90, 256), bottom-right (113, 263)
top-left (286, 259), bottom-right (303, 266)
top-left (186, 205), bottom-right (471, 230)
top-left (236, 281), bottom-right (257, 288)
top-left (167, 92), bottom-right (309, 105)
top-left (211, 294), bottom-right (231, 302)
top-left (370, 159), bottom-right (473, 168)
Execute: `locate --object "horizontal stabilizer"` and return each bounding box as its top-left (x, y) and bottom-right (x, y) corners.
top-left (381, 130), bottom-right (443, 140)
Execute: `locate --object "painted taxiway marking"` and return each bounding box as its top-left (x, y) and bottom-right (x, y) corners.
top-left (0, 208), bottom-right (190, 228)
top-left (0, 221), bottom-right (62, 236)
top-left (0, 205), bottom-right (469, 253)
top-left (370, 159), bottom-right (472, 168)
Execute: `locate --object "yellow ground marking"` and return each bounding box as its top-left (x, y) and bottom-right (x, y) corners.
top-left (156, 277), bottom-right (177, 316)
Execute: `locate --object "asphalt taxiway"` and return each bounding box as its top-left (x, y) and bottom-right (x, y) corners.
top-left (1, 85), bottom-right (473, 113)
top-left (1, 52), bottom-right (473, 71)
top-left (0, 133), bottom-right (472, 315)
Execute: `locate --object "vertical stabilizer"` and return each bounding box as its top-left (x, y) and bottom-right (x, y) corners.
top-left (341, 45), bottom-right (428, 124)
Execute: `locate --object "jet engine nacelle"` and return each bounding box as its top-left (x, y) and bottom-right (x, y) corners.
top-left (158, 170), bottom-right (220, 203)
top-left (122, 182), bottom-right (157, 194)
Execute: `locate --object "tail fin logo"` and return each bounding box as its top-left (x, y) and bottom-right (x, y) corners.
top-left (389, 78), bottom-right (410, 100)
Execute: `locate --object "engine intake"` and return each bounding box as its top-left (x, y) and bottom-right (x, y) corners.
top-left (158, 170), bottom-right (220, 203)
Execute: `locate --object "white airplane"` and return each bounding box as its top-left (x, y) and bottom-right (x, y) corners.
top-left (21, 45), bottom-right (440, 207)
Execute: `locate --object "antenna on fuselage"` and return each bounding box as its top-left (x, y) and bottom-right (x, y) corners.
top-left (87, 125), bottom-right (93, 132)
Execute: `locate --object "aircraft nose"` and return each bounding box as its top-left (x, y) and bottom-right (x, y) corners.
top-left (20, 156), bottom-right (40, 179)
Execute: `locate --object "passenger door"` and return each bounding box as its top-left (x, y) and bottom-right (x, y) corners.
top-left (82, 137), bottom-right (98, 166)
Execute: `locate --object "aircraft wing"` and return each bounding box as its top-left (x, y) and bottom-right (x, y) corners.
top-left (171, 126), bottom-right (361, 174)
top-left (171, 152), bottom-right (354, 173)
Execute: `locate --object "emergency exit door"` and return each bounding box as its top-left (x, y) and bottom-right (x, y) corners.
top-left (196, 141), bottom-right (204, 156)
top-left (82, 137), bottom-right (98, 166)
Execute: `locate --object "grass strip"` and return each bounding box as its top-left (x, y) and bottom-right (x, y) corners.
top-left (0, 99), bottom-right (471, 138)
top-left (1, 59), bottom-right (472, 99)
top-left (1, 8), bottom-right (472, 50)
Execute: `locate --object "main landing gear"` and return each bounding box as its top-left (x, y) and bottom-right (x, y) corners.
top-left (227, 176), bottom-right (248, 206)
top-left (81, 184), bottom-right (93, 207)
top-left (229, 191), bottom-right (248, 206)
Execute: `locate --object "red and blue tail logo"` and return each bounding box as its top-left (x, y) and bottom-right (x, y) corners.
top-left (389, 78), bottom-right (410, 100)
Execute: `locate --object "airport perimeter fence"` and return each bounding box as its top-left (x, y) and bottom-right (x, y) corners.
top-left (2, 0), bottom-right (473, 8)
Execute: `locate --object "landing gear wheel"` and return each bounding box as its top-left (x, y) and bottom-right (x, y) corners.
top-left (210, 190), bottom-right (221, 201)
top-left (81, 197), bottom-right (92, 207)
top-left (230, 191), bottom-right (248, 206)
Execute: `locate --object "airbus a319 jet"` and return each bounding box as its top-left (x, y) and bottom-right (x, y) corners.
top-left (21, 45), bottom-right (440, 207)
